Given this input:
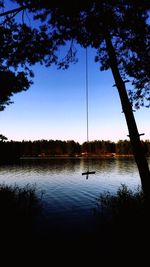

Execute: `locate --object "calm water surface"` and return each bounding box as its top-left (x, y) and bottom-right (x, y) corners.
top-left (0, 158), bottom-right (149, 234)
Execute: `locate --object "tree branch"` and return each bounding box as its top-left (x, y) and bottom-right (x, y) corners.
top-left (0, 6), bottom-right (27, 17)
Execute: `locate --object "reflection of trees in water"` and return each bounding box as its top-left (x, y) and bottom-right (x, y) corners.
top-left (81, 158), bottom-right (116, 173)
top-left (19, 159), bottom-right (82, 174)
top-left (114, 158), bottom-right (137, 173)
top-left (81, 158), bottom-right (141, 175)
top-left (1, 158), bottom-right (149, 176)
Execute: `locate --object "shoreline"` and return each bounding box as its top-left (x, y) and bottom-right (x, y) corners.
top-left (20, 154), bottom-right (134, 160)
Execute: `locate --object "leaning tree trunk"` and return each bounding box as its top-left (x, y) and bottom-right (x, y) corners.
top-left (105, 32), bottom-right (150, 195)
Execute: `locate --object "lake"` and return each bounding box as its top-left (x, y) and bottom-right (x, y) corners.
top-left (1, 157), bottom-right (149, 261)
top-left (0, 157), bottom-right (146, 232)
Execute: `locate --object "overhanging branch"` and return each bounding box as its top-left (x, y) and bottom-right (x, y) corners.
top-left (0, 6), bottom-right (27, 17)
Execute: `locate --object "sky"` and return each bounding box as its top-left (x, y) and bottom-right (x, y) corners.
top-left (0, 47), bottom-right (149, 144)
top-left (0, 2), bottom-right (149, 143)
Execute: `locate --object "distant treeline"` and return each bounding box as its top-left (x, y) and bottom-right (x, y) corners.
top-left (0, 139), bottom-right (150, 162)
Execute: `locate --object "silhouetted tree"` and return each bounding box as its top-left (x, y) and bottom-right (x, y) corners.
top-left (0, 138), bottom-right (150, 161)
top-left (0, 134), bottom-right (7, 142)
top-left (0, 1), bottom-right (150, 194)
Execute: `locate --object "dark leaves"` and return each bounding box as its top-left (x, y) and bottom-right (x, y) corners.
top-left (0, 70), bottom-right (31, 110)
top-left (0, 1), bottom-right (149, 109)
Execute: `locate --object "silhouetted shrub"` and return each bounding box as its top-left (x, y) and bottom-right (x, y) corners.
top-left (0, 183), bottom-right (41, 242)
top-left (97, 184), bottom-right (146, 222)
top-left (95, 184), bottom-right (150, 261)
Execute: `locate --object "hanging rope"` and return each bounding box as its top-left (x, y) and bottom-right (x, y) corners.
top-left (82, 48), bottom-right (95, 178)
top-left (86, 47), bottom-right (89, 146)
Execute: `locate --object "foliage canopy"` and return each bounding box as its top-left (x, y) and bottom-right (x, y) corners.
top-left (0, 0), bottom-right (149, 110)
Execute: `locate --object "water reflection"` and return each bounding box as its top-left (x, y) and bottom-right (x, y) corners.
top-left (0, 158), bottom-right (149, 218)
top-left (1, 157), bottom-right (150, 254)
top-left (20, 158), bottom-right (81, 173)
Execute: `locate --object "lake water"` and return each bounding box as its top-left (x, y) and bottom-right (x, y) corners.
top-left (0, 157), bottom-right (149, 238)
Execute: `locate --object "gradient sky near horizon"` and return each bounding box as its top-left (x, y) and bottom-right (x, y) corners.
top-left (0, 47), bottom-right (149, 144)
top-left (0, 2), bottom-right (149, 143)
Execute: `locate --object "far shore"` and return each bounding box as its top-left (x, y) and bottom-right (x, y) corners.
top-left (20, 154), bottom-right (135, 160)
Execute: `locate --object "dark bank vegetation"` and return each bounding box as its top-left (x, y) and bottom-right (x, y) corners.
top-left (0, 139), bottom-right (150, 162)
top-left (93, 184), bottom-right (150, 260)
top-left (1, 182), bottom-right (149, 262)
top-left (0, 183), bottom-right (41, 242)
top-left (97, 184), bottom-right (146, 222)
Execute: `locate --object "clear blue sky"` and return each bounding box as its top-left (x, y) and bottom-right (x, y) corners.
top-left (0, 46), bottom-right (149, 143)
top-left (0, 3), bottom-right (149, 143)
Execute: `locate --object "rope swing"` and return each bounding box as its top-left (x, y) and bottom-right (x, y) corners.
top-left (82, 48), bottom-right (96, 179)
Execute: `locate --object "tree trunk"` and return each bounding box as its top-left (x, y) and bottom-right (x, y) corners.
top-left (105, 32), bottom-right (150, 195)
